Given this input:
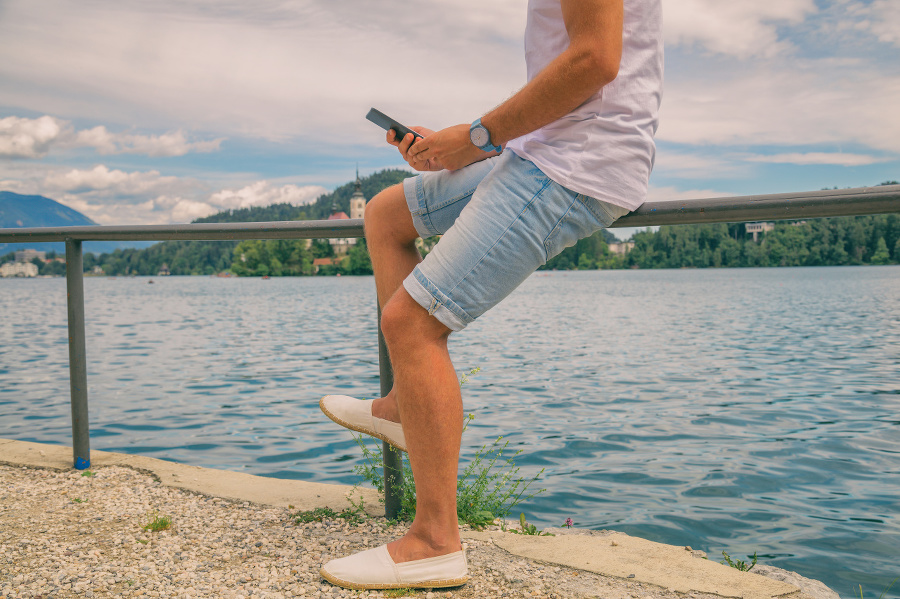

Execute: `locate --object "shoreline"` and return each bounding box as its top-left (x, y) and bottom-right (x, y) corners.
top-left (1, 438), bottom-right (838, 599)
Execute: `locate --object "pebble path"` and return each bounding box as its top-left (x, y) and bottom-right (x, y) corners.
top-left (0, 464), bottom-right (728, 599)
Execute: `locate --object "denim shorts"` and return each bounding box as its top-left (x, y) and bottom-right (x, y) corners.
top-left (401, 150), bottom-right (629, 331)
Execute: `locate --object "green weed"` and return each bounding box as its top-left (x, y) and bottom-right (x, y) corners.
top-left (353, 367), bottom-right (545, 528)
top-left (858, 577), bottom-right (898, 599)
top-left (142, 513), bottom-right (172, 532)
top-left (353, 413), bottom-right (545, 528)
top-left (721, 550), bottom-right (757, 572)
top-left (72, 498), bottom-right (86, 504)
top-left (80, 470), bottom-right (94, 477)
top-left (292, 505), bottom-right (366, 526)
top-left (509, 513), bottom-right (553, 536)
top-left (383, 589), bottom-right (416, 598)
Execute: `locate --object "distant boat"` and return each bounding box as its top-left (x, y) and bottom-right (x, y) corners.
top-left (262, 275), bottom-right (270, 280)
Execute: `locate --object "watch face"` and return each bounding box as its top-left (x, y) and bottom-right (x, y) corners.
top-left (470, 126), bottom-right (489, 148)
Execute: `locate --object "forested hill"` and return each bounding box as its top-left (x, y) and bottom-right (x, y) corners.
top-left (54, 169), bottom-right (412, 276)
top-left (194, 169), bottom-right (412, 224)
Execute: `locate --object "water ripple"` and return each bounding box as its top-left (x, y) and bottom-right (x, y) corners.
top-left (1, 267), bottom-right (898, 594)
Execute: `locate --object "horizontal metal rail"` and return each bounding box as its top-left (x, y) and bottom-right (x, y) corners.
top-left (2, 185), bottom-right (898, 245)
top-left (612, 184), bottom-right (900, 228)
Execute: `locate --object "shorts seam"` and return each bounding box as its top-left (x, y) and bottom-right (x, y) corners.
top-left (446, 176), bottom-right (553, 297)
top-left (542, 194), bottom-right (580, 262)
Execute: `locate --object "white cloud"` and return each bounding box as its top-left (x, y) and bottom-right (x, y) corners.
top-left (44, 165), bottom-right (181, 196)
top-left (31, 164), bottom-right (328, 224)
top-left (73, 126), bottom-right (223, 156)
top-left (0, 115), bottom-right (223, 158)
top-left (653, 151), bottom-right (748, 179)
top-left (150, 195), bottom-right (219, 223)
top-left (744, 152), bottom-right (888, 166)
top-left (659, 63), bottom-right (900, 154)
top-left (0, 115), bottom-right (66, 159)
top-left (0, 1), bottom-right (527, 143)
top-left (863, 0), bottom-right (900, 46)
top-left (646, 185), bottom-right (733, 203)
top-left (663, 0), bottom-right (816, 57)
top-left (209, 181), bottom-right (327, 210)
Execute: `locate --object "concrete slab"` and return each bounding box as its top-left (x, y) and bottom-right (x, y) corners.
top-left (0, 438), bottom-right (382, 516)
top-left (463, 530), bottom-right (800, 599)
top-left (2, 438), bottom-right (813, 599)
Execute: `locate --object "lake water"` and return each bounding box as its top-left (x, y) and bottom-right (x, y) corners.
top-left (1, 267), bottom-right (898, 596)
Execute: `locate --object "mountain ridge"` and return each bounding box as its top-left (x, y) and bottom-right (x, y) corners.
top-left (0, 191), bottom-right (151, 255)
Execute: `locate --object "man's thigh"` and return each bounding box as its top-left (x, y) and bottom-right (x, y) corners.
top-left (402, 151), bottom-right (628, 332)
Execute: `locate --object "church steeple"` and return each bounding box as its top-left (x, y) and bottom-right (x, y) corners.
top-left (349, 165), bottom-right (367, 220)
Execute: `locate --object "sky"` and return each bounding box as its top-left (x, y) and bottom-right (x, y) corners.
top-left (1, 0), bottom-right (898, 239)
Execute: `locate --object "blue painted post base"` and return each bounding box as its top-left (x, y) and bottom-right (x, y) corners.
top-left (74, 457), bottom-right (90, 470)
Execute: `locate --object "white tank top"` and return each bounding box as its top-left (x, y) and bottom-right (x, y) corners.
top-left (505, 0), bottom-right (663, 212)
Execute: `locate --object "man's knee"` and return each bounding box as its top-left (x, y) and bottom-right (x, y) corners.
top-left (363, 184), bottom-right (412, 243)
top-left (364, 184), bottom-right (416, 246)
top-left (381, 290), bottom-right (450, 348)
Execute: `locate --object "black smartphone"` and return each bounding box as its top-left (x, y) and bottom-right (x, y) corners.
top-left (366, 108), bottom-right (424, 142)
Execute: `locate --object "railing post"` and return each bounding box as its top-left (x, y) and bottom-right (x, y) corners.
top-left (65, 239), bottom-right (90, 469)
top-left (377, 301), bottom-right (403, 519)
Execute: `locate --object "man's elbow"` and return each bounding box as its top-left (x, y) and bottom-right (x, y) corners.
top-left (573, 44), bottom-right (621, 89)
top-left (590, 46), bottom-right (621, 87)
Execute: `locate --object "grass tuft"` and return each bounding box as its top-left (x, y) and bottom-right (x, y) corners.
top-left (142, 512), bottom-right (173, 532)
top-left (292, 505), bottom-right (366, 526)
top-left (352, 367), bottom-right (545, 528)
top-left (383, 589), bottom-right (417, 598)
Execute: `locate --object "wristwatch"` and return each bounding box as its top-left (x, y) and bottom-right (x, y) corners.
top-left (469, 118), bottom-right (502, 153)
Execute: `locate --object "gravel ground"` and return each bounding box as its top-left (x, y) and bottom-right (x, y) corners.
top-left (0, 464), bottom-right (763, 599)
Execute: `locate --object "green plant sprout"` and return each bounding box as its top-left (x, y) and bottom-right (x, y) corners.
top-left (509, 513), bottom-right (553, 536)
top-left (721, 550), bottom-right (757, 572)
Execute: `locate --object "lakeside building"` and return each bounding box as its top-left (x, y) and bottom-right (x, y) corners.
top-left (746, 222), bottom-right (775, 242)
top-left (608, 241), bottom-right (634, 256)
top-left (1, 261), bottom-right (38, 277)
top-left (15, 249), bottom-right (45, 263)
top-left (328, 171), bottom-right (367, 256)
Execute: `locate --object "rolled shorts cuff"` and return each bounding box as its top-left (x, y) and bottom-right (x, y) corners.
top-left (402, 176), bottom-right (439, 238)
top-left (402, 267), bottom-right (472, 332)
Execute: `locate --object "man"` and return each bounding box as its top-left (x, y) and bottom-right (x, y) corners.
top-left (319, 0), bottom-right (663, 589)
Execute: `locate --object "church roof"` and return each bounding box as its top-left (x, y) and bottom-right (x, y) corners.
top-left (328, 211), bottom-right (350, 220)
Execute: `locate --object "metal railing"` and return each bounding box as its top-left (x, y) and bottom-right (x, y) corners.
top-left (1, 183), bottom-right (899, 519)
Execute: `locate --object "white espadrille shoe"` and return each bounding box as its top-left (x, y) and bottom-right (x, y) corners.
top-left (321, 545), bottom-right (468, 590)
top-left (319, 395), bottom-right (408, 452)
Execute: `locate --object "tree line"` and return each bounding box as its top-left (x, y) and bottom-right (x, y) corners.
top-left (2, 177), bottom-right (897, 275)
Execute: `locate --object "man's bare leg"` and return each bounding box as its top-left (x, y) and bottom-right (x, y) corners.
top-left (363, 183), bottom-right (420, 425)
top-left (381, 290), bottom-right (463, 562)
top-left (364, 182), bottom-right (463, 561)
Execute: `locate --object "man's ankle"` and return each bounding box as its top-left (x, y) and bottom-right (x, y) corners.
top-left (372, 396), bottom-right (401, 423)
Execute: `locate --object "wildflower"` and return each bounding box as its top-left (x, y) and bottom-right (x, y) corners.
top-left (564, 517), bottom-right (574, 528)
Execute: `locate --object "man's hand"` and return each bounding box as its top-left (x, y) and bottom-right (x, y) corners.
top-left (407, 124), bottom-right (491, 172)
top-left (387, 127), bottom-right (444, 172)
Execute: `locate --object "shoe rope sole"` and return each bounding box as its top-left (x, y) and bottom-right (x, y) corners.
top-left (319, 397), bottom-right (408, 453)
